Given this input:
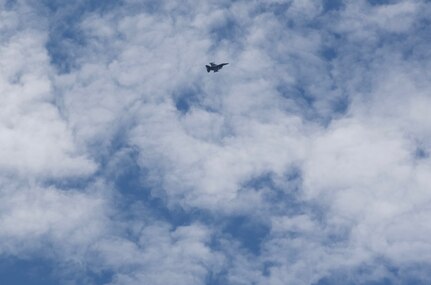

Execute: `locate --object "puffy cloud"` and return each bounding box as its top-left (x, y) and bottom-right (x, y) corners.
top-left (99, 224), bottom-right (223, 285)
top-left (0, 2), bottom-right (96, 179)
top-left (0, 181), bottom-right (109, 259)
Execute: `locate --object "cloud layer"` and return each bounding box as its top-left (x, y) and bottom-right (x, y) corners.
top-left (1, 0), bottom-right (431, 284)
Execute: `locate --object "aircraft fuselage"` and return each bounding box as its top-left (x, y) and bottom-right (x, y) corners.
top-left (206, 62), bottom-right (229, 72)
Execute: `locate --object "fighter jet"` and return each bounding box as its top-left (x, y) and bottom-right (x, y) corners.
top-left (206, 62), bottom-right (229, 73)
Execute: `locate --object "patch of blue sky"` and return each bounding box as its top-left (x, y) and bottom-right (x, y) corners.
top-left (244, 170), bottom-right (350, 250)
top-left (106, 145), bottom-right (227, 237)
top-left (113, 157), bottom-right (272, 256)
top-left (175, 95), bottom-right (194, 114)
top-left (41, 0), bottom-right (120, 73)
top-left (106, 149), bottom-right (184, 222)
top-left (314, 278), bottom-right (393, 285)
top-left (209, 15), bottom-right (244, 54)
top-left (243, 169), bottom-right (309, 217)
top-left (265, 2), bottom-right (316, 28)
top-left (113, 167), bottom-right (291, 257)
top-left (206, 269), bottom-right (229, 285)
top-left (230, 170), bottom-right (333, 256)
top-left (277, 80), bottom-right (314, 106)
top-left (174, 85), bottom-right (203, 114)
top-left (314, 263), bottom-right (431, 285)
top-left (0, 256), bottom-right (113, 285)
top-left (0, 257), bottom-right (57, 285)
top-left (277, 83), bottom-right (333, 124)
top-left (331, 94), bottom-right (349, 115)
top-left (210, 16), bottom-right (240, 41)
top-left (399, 21), bottom-right (431, 61)
top-left (174, 84), bottom-right (225, 121)
top-left (114, 159), bottom-right (274, 257)
top-left (415, 147), bottom-right (429, 159)
top-left (221, 215), bottom-right (270, 255)
top-left (42, 119), bottom-right (134, 191)
top-left (367, 0), bottom-right (395, 6)
top-left (4, 0), bottom-right (16, 10)
top-left (112, 151), bottom-right (199, 228)
top-left (137, 0), bottom-right (163, 14)
top-left (320, 46), bottom-right (338, 61)
top-left (41, 175), bottom-right (95, 191)
top-left (255, 2), bottom-right (291, 20)
top-left (322, 0), bottom-right (344, 12)
top-left (40, 0), bottom-right (119, 13)
top-left (262, 261), bottom-right (278, 277)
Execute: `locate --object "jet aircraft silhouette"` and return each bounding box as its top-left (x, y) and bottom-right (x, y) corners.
top-left (206, 62), bottom-right (228, 73)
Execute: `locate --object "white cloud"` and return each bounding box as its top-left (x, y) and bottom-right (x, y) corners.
top-left (93, 223), bottom-right (223, 285)
top-left (0, 4), bottom-right (96, 179)
top-left (1, 0), bottom-right (431, 284)
top-left (63, 0), bottom-right (431, 282)
top-left (0, 180), bottom-right (109, 260)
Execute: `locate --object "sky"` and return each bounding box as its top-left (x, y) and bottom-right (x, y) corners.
top-left (0, 0), bottom-right (431, 284)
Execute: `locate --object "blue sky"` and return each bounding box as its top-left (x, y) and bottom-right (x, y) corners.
top-left (1, 0), bottom-right (431, 284)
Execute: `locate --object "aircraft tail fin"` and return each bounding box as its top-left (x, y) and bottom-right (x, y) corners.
top-left (205, 65), bottom-right (211, 72)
